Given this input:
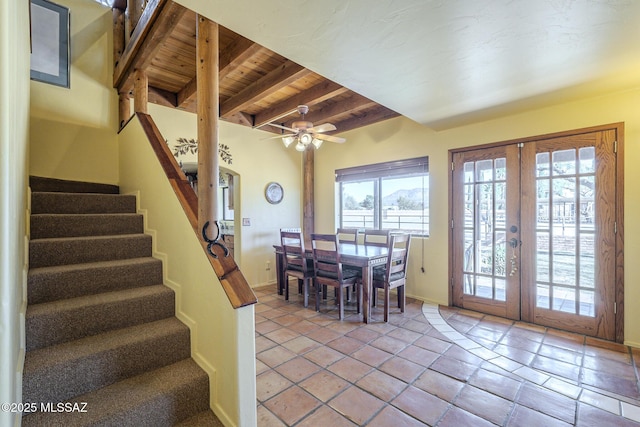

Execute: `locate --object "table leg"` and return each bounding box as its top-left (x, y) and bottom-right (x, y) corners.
top-left (362, 265), bottom-right (371, 323)
top-left (275, 252), bottom-right (283, 295)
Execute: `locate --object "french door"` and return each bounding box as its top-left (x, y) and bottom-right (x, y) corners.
top-left (451, 127), bottom-right (620, 340)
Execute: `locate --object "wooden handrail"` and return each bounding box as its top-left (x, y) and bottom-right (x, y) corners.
top-left (137, 113), bottom-right (257, 308)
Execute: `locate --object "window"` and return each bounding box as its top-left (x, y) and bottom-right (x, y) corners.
top-left (336, 157), bottom-right (429, 235)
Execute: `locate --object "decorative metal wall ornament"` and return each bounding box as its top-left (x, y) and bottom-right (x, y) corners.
top-left (171, 138), bottom-right (233, 164)
top-left (202, 221), bottom-right (229, 258)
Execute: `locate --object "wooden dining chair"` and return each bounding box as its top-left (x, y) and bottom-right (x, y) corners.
top-left (337, 228), bottom-right (359, 244)
top-left (280, 230), bottom-right (313, 307)
top-left (372, 233), bottom-right (412, 322)
top-left (363, 229), bottom-right (391, 247)
top-left (311, 233), bottom-right (361, 320)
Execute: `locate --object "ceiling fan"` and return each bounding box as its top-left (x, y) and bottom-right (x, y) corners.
top-left (263, 105), bottom-right (346, 151)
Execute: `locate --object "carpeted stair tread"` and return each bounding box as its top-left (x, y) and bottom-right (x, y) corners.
top-left (30, 176), bottom-right (120, 194)
top-left (24, 179), bottom-right (213, 425)
top-left (28, 257), bottom-right (163, 304)
top-left (31, 191), bottom-right (136, 214)
top-left (175, 410), bottom-right (225, 427)
top-left (31, 192), bottom-right (136, 214)
top-left (26, 285), bottom-right (176, 351)
top-left (29, 234), bottom-right (152, 268)
top-left (23, 317), bottom-right (191, 404)
top-left (30, 213), bottom-right (144, 239)
top-left (22, 359), bottom-right (211, 427)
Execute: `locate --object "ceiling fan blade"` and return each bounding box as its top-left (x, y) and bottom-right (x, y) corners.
top-left (308, 123), bottom-right (336, 133)
top-left (261, 133), bottom-right (296, 140)
top-left (313, 133), bottom-right (346, 144)
top-left (267, 123), bottom-right (297, 133)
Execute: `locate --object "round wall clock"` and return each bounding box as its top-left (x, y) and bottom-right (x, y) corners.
top-left (265, 182), bottom-right (284, 204)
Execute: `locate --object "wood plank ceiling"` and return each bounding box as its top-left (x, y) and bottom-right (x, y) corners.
top-left (114, 0), bottom-right (399, 137)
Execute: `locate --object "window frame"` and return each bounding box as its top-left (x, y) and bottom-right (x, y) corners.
top-left (336, 157), bottom-right (429, 236)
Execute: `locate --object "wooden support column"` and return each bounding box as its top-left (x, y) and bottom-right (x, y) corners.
top-left (133, 69), bottom-right (148, 113)
top-left (303, 147), bottom-right (315, 246)
top-left (118, 91), bottom-right (130, 129)
top-left (112, 7), bottom-right (125, 66)
top-left (196, 15), bottom-right (220, 236)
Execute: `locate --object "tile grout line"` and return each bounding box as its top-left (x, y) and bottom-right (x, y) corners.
top-left (421, 302), bottom-right (640, 423)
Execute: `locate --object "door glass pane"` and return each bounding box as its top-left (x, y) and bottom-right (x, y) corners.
top-left (495, 158), bottom-right (506, 180)
top-left (553, 287), bottom-right (576, 314)
top-left (464, 230), bottom-right (474, 273)
top-left (476, 160), bottom-right (493, 182)
top-left (537, 152), bottom-right (550, 177)
top-left (580, 234), bottom-right (595, 289)
top-left (476, 276), bottom-right (492, 298)
top-left (579, 147), bottom-right (595, 174)
top-left (464, 274), bottom-right (474, 295)
top-left (552, 149), bottom-right (576, 175)
top-left (579, 176), bottom-right (595, 229)
top-left (464, 184), bottom-right (474, 228)
top-left (537, 179), bottom-right (550, 230)
top-left (536, 232), bottom-right (549, 282)
top-left (495, 182), bottom-right (506, 231)
top-left (552, 233), bottom-right (576, 286)
top-left (464, 162), bottom-right (475, 182)
top-left (580, 290), bottom-right (595, 317)
top-left (537, 284), bottom-right (550, 309)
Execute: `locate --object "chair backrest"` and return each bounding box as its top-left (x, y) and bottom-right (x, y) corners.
top-left (363, 229), bottom-right (391, 247)
top-left (337, 228), bottom-right (359, 243)
top-left (310, 233), bottom-right (342, 282)
top-left (281, 230), bottom-right (308, 273)
top-left (385, 233), bottom-right (412, 285)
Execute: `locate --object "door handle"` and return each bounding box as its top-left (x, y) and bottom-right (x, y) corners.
top-left (509, 238), bottom-right (519, 248)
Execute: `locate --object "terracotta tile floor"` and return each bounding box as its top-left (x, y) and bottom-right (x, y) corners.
top-left (254, 284), bottom-right (640, 426)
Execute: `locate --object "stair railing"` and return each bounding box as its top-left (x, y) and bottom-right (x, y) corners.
top-left (137, 112), bottom-right (257, 308)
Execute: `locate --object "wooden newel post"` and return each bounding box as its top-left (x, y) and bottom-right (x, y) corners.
top-left (196, 15), bottom-right (220, 240)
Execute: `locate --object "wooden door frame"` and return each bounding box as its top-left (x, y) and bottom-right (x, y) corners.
top-left (448, 122), bottom-right (625, 343)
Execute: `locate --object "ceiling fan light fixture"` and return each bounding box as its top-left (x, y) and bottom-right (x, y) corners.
top-left (299, 133), bottom-right (312, 145)
top-left (312, 138), bottom-right (323, 149)
top-left (295, 141), bottom-right (306, 152)
top-left (282, 136), bottom-right (295, 147)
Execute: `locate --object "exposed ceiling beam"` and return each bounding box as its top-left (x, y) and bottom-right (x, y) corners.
top-left (176, 35), bottom-right (262, 108)
top-left (219, 37), bottom-right (263, 80)
top-left (291, 94), bottom-right (378, 129)
top-left (253, 80), bottom-right (349, 129)
top-left (149, 86), bottom-right (177, 107)
top-left (220, 60), bottom-right (310, 118)
top-left (114, 0), bottom-right (186, 91)
top-left (176, 76), bottom-right (197, 107)
top-left (333, 108), bottom-right (400, 134)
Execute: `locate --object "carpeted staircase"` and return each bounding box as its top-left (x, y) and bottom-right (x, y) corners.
top-left (23, 177), bottom-right (223, 426)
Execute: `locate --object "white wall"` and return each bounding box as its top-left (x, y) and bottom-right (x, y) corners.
top-left (315, 88), bottom-right (640, 346)
top-left (0, 0), bottom-right (31, 425)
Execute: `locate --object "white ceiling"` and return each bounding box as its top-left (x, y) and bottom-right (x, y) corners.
top-left (179, 0), bottom-right (640, 130)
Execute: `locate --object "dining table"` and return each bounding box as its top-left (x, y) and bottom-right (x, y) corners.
top-left (273, 242), bottom-right (389, 323)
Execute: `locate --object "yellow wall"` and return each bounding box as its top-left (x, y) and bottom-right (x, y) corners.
top-left (149, 104), bottom-right (304, 287)
top-left (315, 88), bottom-right (640, 346)
top-left (29, 0), bottom-right (119, 184)
top-left (26, 0), bottom-right (640, 353)
top-left (1, 0), bottom-right (31, 424)
top-left (118, 117), bottom-right (255, 425)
